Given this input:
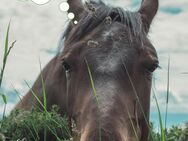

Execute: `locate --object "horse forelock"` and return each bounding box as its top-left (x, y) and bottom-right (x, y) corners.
top-left (59, 1), bottom-right (146, 51)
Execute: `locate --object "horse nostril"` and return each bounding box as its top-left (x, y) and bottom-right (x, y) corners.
top-left (62, 60), bottom-right (71, 72)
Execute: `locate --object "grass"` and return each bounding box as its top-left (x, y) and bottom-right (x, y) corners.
top-left (148, 123), bottom-right (188, 141)
top-left (0, 22), bottom-right (72, 141)
top-left (0, 21), bottom-right (16, 119)
top-left (0, 106), bottom-right (72, 141)
top-left (0, 22), bottom-right (187, 141)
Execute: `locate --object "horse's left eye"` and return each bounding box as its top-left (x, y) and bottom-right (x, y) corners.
top-left (62, 60), bottom-right (71, 72)
top-left (146, 61), bottom-right (159, 73)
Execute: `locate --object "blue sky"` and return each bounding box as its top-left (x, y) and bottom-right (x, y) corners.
top-left (0, 0), bottom-right (188, 126)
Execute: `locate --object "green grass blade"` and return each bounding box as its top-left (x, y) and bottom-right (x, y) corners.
top-left (85, 59), bottom-right (102, 141)
top-left (0, 93), bottom-right (7, 104)
top-left (165, 57), bottom-right (170, 130)
top-left (39, 59), bottom-right (47, 110)
top-left (0, 20), bottom-right (16, 87)
top-left (127, 108), bottom-right (139, 141)
top-left (0, 93), bottom-right (7, 119)
top-left (85, 59), bottom-right (100, 106)
top-left (5, 41), bottom-right (16, 59)
top-left (0, 21), bottom-right (10, 87)
top-left (46, 125), bottom-right (62, 141)
top-left (51, 118), bottom-right (72, 137)
top-left (153, 89), bottom-right (166, 141)
top-left (24, 80), bottom-right (47, 112)
top-left (11, 84), bottom-right (23, 103)
top-left (26, 121), bottom-right (39, 140)
top-left (3, 21), bottom-right (11, 61)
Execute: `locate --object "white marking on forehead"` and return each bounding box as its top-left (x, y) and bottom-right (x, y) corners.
top-left (97, 26), bottom-right (129, 73)
top-left (97, 47), bottom-right (127, 73)
top-left (102, 23), bottom-right (122, 40)
top-left (97, 57), bottom-right (119, 73)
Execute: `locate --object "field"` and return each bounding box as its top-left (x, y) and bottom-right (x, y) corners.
top-left (0, 0), bottom-right (188, 141)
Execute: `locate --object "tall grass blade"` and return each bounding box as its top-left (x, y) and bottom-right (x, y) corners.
top-left (0, 93), bottom-right (7, 105)
top-left (85, 59), bottom-right (102, 141)
top-left (165, 57), bottom-right (170, 130)
top-left (24, 80), bottom-right (47, 112)
top-left (85, 59), bottom-right (100, 106)
top-left (0, 21), bottom-right (16, 123)
top-left (51, 118), bottom-right (72, 137)
top-left (127, 108), bottom-right (139, 141)
top-left (0, 21), bottom-right (16, 87)
top-left (11, 84), bottom-right (23, 103)
top-left (39, 59), bottom-right (47, 110)
top-left (26, 121), bottom-right (39, 140)
top-left (153, 89), bottom-right (166, 141)
top-left (0, 22), bottom-right (16, 119)
top-left (0, 93), bottom-right (7, 119)
top-left (46, 125), bottom-right (62, 141)
top-left (3, 21), bottom-right (10, 63)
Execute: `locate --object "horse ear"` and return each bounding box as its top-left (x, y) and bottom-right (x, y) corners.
top-left (138, 0), bottom-right (159, 33)
top-left (67, 0), bottom-right (84, 21)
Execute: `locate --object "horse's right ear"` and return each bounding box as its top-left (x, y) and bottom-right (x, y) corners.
top-left (67, 0), bottom-right (84, 21)
top-left (138, 0), bottom-right (159, 33)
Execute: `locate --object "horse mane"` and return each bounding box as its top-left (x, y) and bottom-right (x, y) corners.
top-left (59, 0), bottom-right (146, 51)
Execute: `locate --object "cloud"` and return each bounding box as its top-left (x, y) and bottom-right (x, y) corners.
top-left (160, 7), bottom-right (183, 15)
top-left (150, 85), bottom-right (188, 113)
top-left (31, 0), bottom-right (50, 5)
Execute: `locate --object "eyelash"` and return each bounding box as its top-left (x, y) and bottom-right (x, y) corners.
top-left (146, 62), bottom-right (159, 73)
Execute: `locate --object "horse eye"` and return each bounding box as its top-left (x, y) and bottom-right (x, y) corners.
top-left (146, 61), bottom-right (159, 73)
top-left (62, 60), bottom-right (71, 72)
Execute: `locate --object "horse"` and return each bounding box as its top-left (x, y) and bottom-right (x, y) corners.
top-left (15, 0), bottom-right (159, 140)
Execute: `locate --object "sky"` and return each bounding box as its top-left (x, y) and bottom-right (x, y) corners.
top-left (0, 0), bottom-right (188, 127)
